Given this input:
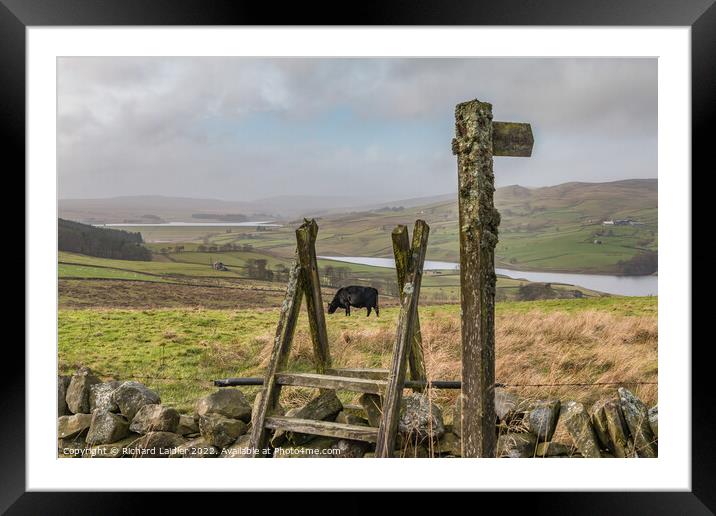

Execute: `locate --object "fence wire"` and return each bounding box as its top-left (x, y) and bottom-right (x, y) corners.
top-left (60, 367), bottom-right (656, 389)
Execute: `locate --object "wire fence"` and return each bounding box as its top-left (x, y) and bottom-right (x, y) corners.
top-left (60, 367), bottom-right (656, 389)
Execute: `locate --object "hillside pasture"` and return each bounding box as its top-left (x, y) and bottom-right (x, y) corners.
top-left (58, 297), bottom-right (657, 414)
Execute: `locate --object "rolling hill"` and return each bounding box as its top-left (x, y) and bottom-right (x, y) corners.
top-left (59, 179), bottom-right (657, 275)
top-left (195, 179), bottom-right (657, 275)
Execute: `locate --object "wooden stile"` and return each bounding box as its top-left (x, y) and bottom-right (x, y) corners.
top-left (375, 220), bottom-right (430, 457)
top-left (249, 218), bottom-right (430, 458)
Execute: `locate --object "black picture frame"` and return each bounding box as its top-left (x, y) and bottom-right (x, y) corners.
top-left (7, 0), bottom-right (708, 513)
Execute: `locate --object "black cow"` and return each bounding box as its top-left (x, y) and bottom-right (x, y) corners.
top-left (327, 286), bottom-right (379, 317)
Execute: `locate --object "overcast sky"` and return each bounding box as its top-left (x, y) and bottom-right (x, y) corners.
top-left (58, 57), bottom-right (657, 202)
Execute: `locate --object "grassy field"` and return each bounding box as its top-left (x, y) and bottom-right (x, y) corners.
top-left (58, 296), bottom-right (657, 414)
top-left (59, 245), bottom-right (605, 309)
top-left (58, 263), bottom-right (172, 283)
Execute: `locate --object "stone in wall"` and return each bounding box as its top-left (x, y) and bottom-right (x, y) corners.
top-left (398, 393), bottom-right (445, 441)
top-left (561, 401), bottom-right (602, 458)
top-left (331, 439), bottom-right (370, 458)
top-left (58, 376), bottom-right (71, 416)
top-left (648, 404), bottom-right (658, 440)
top-left (86, 409), bottom-right (130, 445)
top-left (89, 381), bottom-right (121, 412)
top-left (335, 411), bottom-right (369, 426)
top-left (358, 393), bottom-right (382, 428)
top-left (86, 434), bottom-right (139, 458)
top-left (603, 398), bottom-right (635, 458)
top-left (58, 413), bottom-right (92, 439)
top-left (272, 390), bottom-right (342, 446)
top-left (126, 431), bottom-right (185, 458)
top-left (65, 367), bottom-right (101, 414)
top-left (196, 388), bottom-right (252, 422)
top-left (527, 400), bottom-right (561, 442)
top-left (199, 414), bottom-right (248, 448)
top-left (618, 388), bottom-right (657, 458)
top-left (535, 441), bottom-right (574, 457)
top-left (129, 404), bottom-right (180, 434)
top-left (251, 390), bottom-right (285, 424)
top-left (176, 414), bottom-right (200, 436)
top-left (497, 432), bottom-right (538, 458)
top-left (436, 432), bottom-right (462, 457)
top-left (112, 381), bottom-right (161, 421)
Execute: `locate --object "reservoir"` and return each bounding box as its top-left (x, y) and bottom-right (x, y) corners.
top-left (95, 221), bottom-right (282, 227)
top-left (317, 256), bottom-right (657, 297)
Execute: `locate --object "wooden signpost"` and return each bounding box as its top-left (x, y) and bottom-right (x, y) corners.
top-left (452, 99), bottom-right (534, 458)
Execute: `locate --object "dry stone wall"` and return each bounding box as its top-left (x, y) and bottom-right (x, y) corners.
top-left (57, 368), bottom-right (657, 458)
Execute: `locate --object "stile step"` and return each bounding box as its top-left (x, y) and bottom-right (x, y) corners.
top-left (275, 372), bottom-right (387, 394)
top-left (326, 368), bottom-right (389, 380)
top-left (264, 416), bottom-right (379, 443)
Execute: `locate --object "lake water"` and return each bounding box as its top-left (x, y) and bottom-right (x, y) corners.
top-left (96, 221), bottom-right (282, 227)
top-left (317, 256), bottom-right (657, 297)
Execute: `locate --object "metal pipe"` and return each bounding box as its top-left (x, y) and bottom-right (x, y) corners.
top-left (214, 377), bottom-right (264, 387)
top-left (213, 377), bottom-right (462, 389)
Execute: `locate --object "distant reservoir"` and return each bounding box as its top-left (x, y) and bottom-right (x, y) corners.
top-left (318, 256), bottom-right (657, 297)
top-left (95, 221), bottom-right (282, 227)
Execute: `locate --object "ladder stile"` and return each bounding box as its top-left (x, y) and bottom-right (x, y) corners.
top-left (251, 218), bottom-right (430, 458)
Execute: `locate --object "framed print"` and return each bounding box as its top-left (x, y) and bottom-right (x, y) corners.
top-left (7, 0), bottom-right (711, 512)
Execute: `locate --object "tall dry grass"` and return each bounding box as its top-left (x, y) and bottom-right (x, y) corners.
top-left (263, 309), bottom-right (657, 413)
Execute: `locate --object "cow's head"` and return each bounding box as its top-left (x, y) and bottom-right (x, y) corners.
top-left (327, 300), bottom-right (338, 314)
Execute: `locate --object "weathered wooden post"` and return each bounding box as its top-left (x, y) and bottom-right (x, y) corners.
top-left (375, 220), bottom-right (430, 457)
top-left (392, 225), bottom-right (427, 390)
top-left (452, 99), bottom-right (533, 457)
top-left (296, 218), bottom-right (331, 373)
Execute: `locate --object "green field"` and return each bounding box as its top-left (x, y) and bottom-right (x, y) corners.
top-left (59, 246), bottom-right (605, 308)
top-left (58, 263), bottom-right (171, 283)
top-left (58, 296), bottom-right (658, 413)
top-left (59, 251), bottom-right (246, 279)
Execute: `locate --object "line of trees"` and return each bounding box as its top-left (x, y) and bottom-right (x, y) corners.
top-left (58, 218), bottom-right (151, 261)
top-left (320, 265), bottom-right (400, 297)
top-left (246, 259), bottom-right (273, 281)
top-left (615, 251), bottom-right (658, 275)
top-left (196, 243), bottom-right (253, 253)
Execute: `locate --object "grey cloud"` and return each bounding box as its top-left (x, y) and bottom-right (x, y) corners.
top-left (57, 57), bottom-right (656, 201)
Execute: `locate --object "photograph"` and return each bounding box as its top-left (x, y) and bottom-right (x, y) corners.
top-left (55, 56), bottom-right (660, 460)
top-left (8, 8), bottom-right (705, 504)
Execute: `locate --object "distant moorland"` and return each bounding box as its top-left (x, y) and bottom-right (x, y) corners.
top-left (60, 178), bottom-right (657, 276)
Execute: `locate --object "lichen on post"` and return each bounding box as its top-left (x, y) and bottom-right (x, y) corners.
top-left (453, 99), bottom-right (499, 458)
top-left (391, 225), bottom-right (427, 390)
top-left (296, 218), bottom-right (331, 374)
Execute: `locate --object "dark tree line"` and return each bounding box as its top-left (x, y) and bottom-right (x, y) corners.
top-left (197, 243), bottom-right (253, 253)
top-left (616, 251), bottom-right (658, 275)
top-left (58, 218), bottom-right (151, 261)
top-left (246, 259), bottom-right (273, 281)
top-left (320, 265), bottom-right (400, 297)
